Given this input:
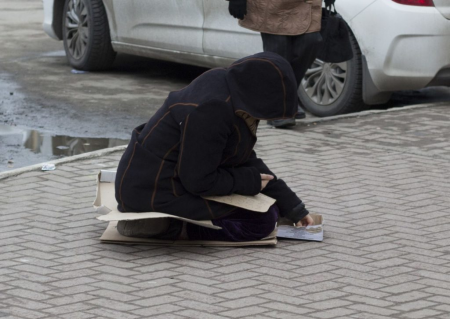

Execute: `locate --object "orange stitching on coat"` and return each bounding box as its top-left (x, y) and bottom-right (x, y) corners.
top-left (151, 160), bottom-right (165, 211)
top-left (142, 103), bottom-right (198, 147)
top-left (171, 169), bottom-right (180, 198)
top-left (177, 114), bottom-right (190, 176)
top-left (229, 58), bottom-right (287, 117)
top-left (142, 111), bottom-right (171, 146)
top-left (152, 142), bottom-right (180, 210)
top-left (204, 199), bottom-right (215, 219)
top-left (233, 110), bottom-right (288, 121)
top-left (119, 142), bottom-right (138, 212)
top-left (168, 102), bottom-right (198, 110)
top-left (223, 207), bottom-right (238, 217)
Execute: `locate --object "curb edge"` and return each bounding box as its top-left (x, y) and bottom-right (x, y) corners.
top-left (0, 145), bottom-right (127, 181)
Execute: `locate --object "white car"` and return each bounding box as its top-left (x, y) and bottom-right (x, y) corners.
top-left (43, 0), bottom-right (450, 117)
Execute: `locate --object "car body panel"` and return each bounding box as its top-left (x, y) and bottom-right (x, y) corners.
top-left (111, 41), bottom-right (236, 69)
top-left (202, 0), bottom-right (263, 59)
top-left (333, 0), bottom-right (378, 24)
top-left (353, 0), bottom-right (450, 92)
top-left (108, 0), bottom-right (204, 54)
top-left (433, 0), bottom-right (450, 19)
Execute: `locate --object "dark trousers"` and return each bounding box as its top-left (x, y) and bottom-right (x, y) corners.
top-left (186, 205), bottom-right (279, 242)
top-left (261, 32), bottom-right (322, 88)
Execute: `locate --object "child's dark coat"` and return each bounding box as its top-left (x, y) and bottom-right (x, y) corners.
top-left (115, 52), bottom-right (306, 221)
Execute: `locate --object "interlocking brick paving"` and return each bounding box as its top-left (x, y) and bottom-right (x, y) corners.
top-left (1, 105), bottom-right (450, 318)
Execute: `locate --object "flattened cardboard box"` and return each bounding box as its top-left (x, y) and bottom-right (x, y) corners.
top-left (94, 170), bottom-right (278, 247)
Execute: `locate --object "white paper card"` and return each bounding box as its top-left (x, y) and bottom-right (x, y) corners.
top-left (276, 225), bottom-right (323, 242)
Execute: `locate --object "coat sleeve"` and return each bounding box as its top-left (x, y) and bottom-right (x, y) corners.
top-left (177, 101), bottom-right (261, 197)
top-left (242, 151), bottom-right (309, 223)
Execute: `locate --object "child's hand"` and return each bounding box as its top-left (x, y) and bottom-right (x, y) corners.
top-left (260, 174), bottom-right (274, 190)
top-left (296, 214), bottom-right (314, 227)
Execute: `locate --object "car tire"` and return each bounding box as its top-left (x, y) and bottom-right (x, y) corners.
top-left (62, 0), bottom-right (116, 71)
top-left (298, 31), bottom-right (366, 117)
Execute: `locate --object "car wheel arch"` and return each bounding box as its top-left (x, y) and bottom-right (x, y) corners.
top-left (52, 0), bottom-right (65, 40)
top-left (349, 24), bottom-right (392, 105)
top-left (52, 0), bottom-right (117, 42)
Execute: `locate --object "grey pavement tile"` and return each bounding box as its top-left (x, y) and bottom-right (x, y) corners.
top-left (87, 308), bottom-right (139, 319)
top-left (172, 290), bottom-right (226, 304)
top-left (92, 274), bottom-right (139, 285)
top-left (2, 298), bottom-right (51, 311)
top-left (216, 287), bottom-right (265, 300)
top-left (400, 309), bottom-right (442, 319)
top-left (4, 289), bottom-right (51, 301)
top-left (350, 304), bottom-right (400, 316)
top-left (3, 306), bottom-right (47, 319)
top-left (391, 300), bottom-right (437, 312)
top-left (309, 307), bottom-right (357, 318)
top-left (214, 279), bottom-right (262, 291)
top-left (131, 304), bottom-right (185, 317)
top-left (345, 295), bottom-right (394, 307)
top-left (177, 299), bottom-right (227, 313)
top-left (175, 309), bottom-right (228, 319)
top-left (88, 289), bottom-right (141, 302)
top-left (219, 305), bottom-right (268, 318)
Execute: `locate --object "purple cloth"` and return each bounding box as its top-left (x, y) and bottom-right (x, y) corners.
top-left (186, 205), bottom-right (279, 242)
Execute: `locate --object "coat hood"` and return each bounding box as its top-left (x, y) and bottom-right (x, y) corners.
top-left (226, 52), bottom-right (298, 120)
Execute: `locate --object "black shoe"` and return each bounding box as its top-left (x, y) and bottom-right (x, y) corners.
top-left (267, 118), bottom-right (296, 128)
top-left (295, 106), bottom-right (306, 119)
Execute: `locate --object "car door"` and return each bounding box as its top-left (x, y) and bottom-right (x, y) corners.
top-left (110, 0), bottom-right (204, 54)
top-left (202, 0), bottom-right (262, 59)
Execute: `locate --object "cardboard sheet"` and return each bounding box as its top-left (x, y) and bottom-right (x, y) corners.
top-left (100, 221), bottom-right (277, 247)
top-left (97, 210), bottom-right (220, 230)
top-left (94, 170), bottom-right (279, 246)
top-left (277, 214), bottom-right (324, 242)
top-left (204, 193), bottom-right (276, 213)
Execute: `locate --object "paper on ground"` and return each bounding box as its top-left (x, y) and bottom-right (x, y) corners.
top-left (276, 214), bottom-right (324, 242)
top-left (277, 225), bottom-right (323, 241)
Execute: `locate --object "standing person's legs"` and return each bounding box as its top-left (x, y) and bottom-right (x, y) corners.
top-left (261, 33), bottom-right (305, 126)
top-left (291, 32), bottom-right (323, 88)
top-left (261, 33), bottom-right (293, 62)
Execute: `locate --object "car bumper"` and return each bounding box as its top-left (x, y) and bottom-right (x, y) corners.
top-left (352, 0), bottom-right (450, 92)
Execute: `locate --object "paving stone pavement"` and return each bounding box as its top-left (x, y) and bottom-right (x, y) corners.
top-left (0, 105), bottom-right (450, 319)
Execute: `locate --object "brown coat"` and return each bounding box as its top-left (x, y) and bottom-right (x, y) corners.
top-left (236, 0), bottom-right (322, 36)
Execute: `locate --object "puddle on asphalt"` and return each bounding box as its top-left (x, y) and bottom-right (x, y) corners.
top-left (0, 124), bottom-right (129, 158)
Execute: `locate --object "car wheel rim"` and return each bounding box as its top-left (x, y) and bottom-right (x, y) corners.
top-left (300, 60), bottom-right (348, 106)
top-left (65, 0), bottom-right (89, 60)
